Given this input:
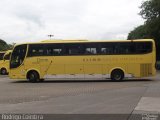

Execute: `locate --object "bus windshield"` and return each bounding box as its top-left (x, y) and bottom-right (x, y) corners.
top-left (10, 44), bottom-right (27, 69)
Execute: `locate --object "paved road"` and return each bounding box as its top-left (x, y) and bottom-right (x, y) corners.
top-left (0, 72), bottom-right (160, 120)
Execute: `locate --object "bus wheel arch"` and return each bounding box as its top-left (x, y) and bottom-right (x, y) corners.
top-left (110, 68), bottom-right (124, 81)
top-left (0, 67), bottom-right (8, 75)
top-left (27, 70), bottom-right (40, 83)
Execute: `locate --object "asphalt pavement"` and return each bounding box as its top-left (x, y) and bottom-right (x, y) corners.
top-left (0, 72), bottom-right (160, 120)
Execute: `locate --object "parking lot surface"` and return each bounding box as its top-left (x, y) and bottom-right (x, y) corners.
top-left (0, 72), bottom-right (160, 119)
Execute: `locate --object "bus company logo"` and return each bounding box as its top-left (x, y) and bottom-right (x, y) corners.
top-left (83, 57), bottom-right (143, 62)
top-left (142, 113), bottom-right (159, 120)
top-left (83, 58), bottom-right (101, 62)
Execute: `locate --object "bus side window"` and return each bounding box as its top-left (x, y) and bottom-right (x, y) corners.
top-left (83, 43), bottom-right (98, 55)
top-left (135, 42), bottom-right (152, 54)
top-left (28, 44), bottom-right (44, 57)
top-left (84, 48), bottom-right (97, 54)
top-left (101, 48), bottom-right (106, 54)
top-left (91, 48), bottom-right (97, 54)
top-left (53, 49), bottom-right (62, 55)
top-left (100, 43), bottom-right (114, 54)
top-left (47, 49), bottom-right (53, 55)
top-left (117, 43), bottom-right (132, 54)
top-left (64, 44), bottom-right (82, 55)
top-left (45, 44), bottom-right (63, 56)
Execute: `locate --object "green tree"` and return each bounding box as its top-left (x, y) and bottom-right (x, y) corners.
top-left (128, 24), bottom-right (149, 40)
top-left (139, 0), bottom-right (160, 21)
top-left (128, 0), bottom-right (160, 60)
top-left (0, 39), bottom-right (8, 51)
top-left (0, 39), bottom-right (13, 51)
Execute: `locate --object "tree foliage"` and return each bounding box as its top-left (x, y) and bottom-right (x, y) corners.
top-left (0, 39), bottom-right (13, 51)
top-left (128, 25), bottom-right (148, 40)
top-left (128, 0), bottom-right (160, 60)
top-left (139, 0), bottom-right (160, 21)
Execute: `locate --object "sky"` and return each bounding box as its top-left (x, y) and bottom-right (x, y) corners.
top-left (0, 0), bottom-right (145, 44)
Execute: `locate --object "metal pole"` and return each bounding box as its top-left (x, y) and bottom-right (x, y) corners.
top-left (48, 34), bottom-right (54, 40)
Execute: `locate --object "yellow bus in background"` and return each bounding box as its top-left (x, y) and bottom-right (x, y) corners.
top-left (0, 50), bottom-right (12, 75)
top-left (0, 51), bottom-right (6, 74)
top-left (9, 39), bottom-right (156, 82)
top-left (0, 51), bottom-right (6, 64)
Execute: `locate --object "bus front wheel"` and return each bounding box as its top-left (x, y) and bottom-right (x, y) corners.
top-left (1, 68), bottom-right (7, 75)
top-left (27, 71), bottom-right (40, 83)
top-left (111, 69), bottom-right (124, 81)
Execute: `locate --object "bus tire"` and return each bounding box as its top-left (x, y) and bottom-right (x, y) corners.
top-left (1, 68), bottom-right (7, 75)
top-left (111, 69), bottom-right (124, 81)
top-left (27, 71), bottom-right (39, 83)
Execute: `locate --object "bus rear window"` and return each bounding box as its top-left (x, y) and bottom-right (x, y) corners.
top-left (135, 42), bottom-right (152, 54)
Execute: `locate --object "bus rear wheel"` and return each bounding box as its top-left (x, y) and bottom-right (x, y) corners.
top-left (1, 68), bottom-right (7, 75)
top-left (111, 69), bottom-right (124, 81)
top-left (27, 71), bottom-right (39, 83)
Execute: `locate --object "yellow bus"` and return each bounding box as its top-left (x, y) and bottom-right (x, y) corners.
top-left (0, 50), bottom-right (12, 75)
top-left (0, 51), bottom-right (5, 63)
top-left (9, 39), bottom-right (156, 82)
top-left (0, 51), bottom-right (6, 70)
top-left (0, 51), bottom-right (6, 73)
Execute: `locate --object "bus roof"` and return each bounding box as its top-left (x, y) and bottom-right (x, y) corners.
top-left (15, 39), bottom-right (155, 46)
top-left (41, 39), bottom-right (154, 43)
